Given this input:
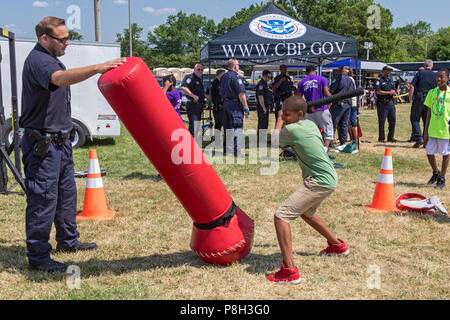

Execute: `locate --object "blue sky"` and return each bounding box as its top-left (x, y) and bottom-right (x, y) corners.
top-left (0, 0), bottom-right (449, 43)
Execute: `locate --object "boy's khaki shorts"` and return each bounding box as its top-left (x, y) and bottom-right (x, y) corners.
top-left (275, 176), bottom-right (334, 223)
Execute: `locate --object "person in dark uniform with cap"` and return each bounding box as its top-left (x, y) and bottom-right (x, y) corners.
top-left (272, 65), bottom-right (293, 128)
top-left (220, 59), bottom-right (250, 157)
top-left (181, 64), bottom-right (206, 139)
top-left (256, 70), bottom-right (273, 145)
top-left (206, 69), bottom-right (226, 132)
top-left (374, 66), bottom-right (398, 142)
top-left (329, 66), bottom-right (354, 145)
top-left (20, 16), bottom-right (126, 272)
top-left (409, 59), bottom-right (437, 148)
top-left (206, 69), bottom-right (226, 150)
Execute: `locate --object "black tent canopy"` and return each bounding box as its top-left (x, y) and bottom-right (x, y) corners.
top-left (201, 3), bottom-right (358, 66)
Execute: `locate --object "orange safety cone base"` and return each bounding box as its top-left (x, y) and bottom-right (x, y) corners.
top-left (363, 204), bottom-right (400, 214)
top-left (77, 209), bottom-right (116, 221)
top-left (76, 150), bottom-right (116, 221)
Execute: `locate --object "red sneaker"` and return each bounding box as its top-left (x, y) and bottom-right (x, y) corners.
top-left (267, 261), bottom-right (302, 284)
top-left (320, 238), bottom-right (350, 256)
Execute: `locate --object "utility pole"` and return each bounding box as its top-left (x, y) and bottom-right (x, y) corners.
top-left (94, 0), bottom-right (101, 41)
top-left (129, 0), bottom-right (132, 56)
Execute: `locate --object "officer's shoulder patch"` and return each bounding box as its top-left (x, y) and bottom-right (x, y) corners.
top-left (238, 79), bottom-right (243, 85)
top-left (259, 85), bottom-right (263, 90)
top-left (375, 81), bottom-right (380, 85)
top-left (186, 78), bottom-right (191, 84)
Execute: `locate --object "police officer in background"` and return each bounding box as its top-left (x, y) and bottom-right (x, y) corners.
top-left (206, 69), bottom-right (226, 150)
top-left (271, 64), bottom-right (293, 127)
top-left (329, 66), bottom-right (354, 145)
top-left (256, 70), bottom-right (273, 145)
top-left (220, 59), bottom-right (250, 157)
top-left (374, 66), bottom-right (398, 142)
top-left (181, 64), bottom-right (206, 139)
top-left (206, 69), bottom-right (226, 133)
top-left (409, 59), bottom-right (437, 148)
top-left (20, 16), bottom-right (126, 272)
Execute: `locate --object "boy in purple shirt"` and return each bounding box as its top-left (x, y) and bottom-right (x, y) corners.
top-left (297, 65), bottom-right (333, 151)
top-left (163, 74), bottom-right (183, 119)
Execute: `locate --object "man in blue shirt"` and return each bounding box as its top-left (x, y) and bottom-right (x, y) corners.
top-left (374, 66), bottom-right (398, 142)
top-left (256, 70), bottom-right (273, 145)
top-left (181, 64), bottom-right (206, 140)
top-left (21, 16), bottom-right (126, 272)
top-left (409, 60), bottom-right (437, 147)
top-left (272, 65), bottom-right (293, 127)
top-left (329, 66), bottom-right (354, 145)
top-left (219, 59), bottom-right (250, 157)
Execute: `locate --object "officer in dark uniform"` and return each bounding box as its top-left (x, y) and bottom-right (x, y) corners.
top-left (181, 64), bottom-right (206, 139)
top-left (219, 59), bottom-right (250, 157)
top-left (20, 16), bottom-right (126, 272)
top-left (206, 69), bottom-right (226, 132)
top-left (271, 65), bottom-right (293, 125)
top-left (329, 66), bottom-right (354, 145)
top-left (374, 66), bottom-right (397, 142)
top-left (409, 60), bottom-right (437, 147)
top-left (256, 70), bottom-right (273, 145)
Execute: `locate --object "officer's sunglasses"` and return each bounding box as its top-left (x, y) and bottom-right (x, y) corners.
top-left (46, 33), bottom-right (69, 44)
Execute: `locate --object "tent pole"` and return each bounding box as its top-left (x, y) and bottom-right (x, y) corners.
top-left (354, 56), bottom-right (360, 151)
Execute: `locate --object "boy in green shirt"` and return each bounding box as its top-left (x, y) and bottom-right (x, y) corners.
top-left (424, 69), bottom-right (450, 189)
top-left (267, 96), bottom-right (349, 284)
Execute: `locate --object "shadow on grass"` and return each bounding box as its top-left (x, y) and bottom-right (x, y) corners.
top-left (0, 244), bottom-right (204, 282)
top-left (80, 137), bottom-right (116, 148)
top-left (374, 143), bottom-right (421, 149)
top-left (123, 172), bottom-right (162, 182)
top-left (0, 241), bottom-right (318, 282)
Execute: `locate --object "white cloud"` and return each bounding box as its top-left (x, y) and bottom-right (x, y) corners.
top-left (148, 25), bottom-right (158, 32)
top-left (113, 0), bottom-right (128, 4)
top-left (142, 7), bottom-right (176, 16)
top-left (33, 1), bottom-right (49, 7)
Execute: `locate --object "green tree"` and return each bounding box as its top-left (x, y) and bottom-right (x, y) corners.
top-left (278, 0), bottom-right (396, 61)
top-left (215, 2), bottom-right (265, 36)
top-left (68, 30), bottom-right (83, 40)
top-left (116, 23), bottom-right (150, 59)
top-left (394, 20), bottom-right (434, 61)
top-left (428, 27), bottom-right (450, 61)
top-left (148, 12), bottom-right (216, 56)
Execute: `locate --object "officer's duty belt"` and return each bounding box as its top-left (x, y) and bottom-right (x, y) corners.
top-left (224, 98), bottom-right (238, 101)
top-left (24, 128), bottom-right (75, 146)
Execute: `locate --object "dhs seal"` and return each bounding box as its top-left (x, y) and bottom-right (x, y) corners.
top-left (249, 14), bottom-right (307, 40)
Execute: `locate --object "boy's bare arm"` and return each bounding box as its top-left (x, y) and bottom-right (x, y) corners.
top-left (272, 112), bottom-right (284, 146)
top-left (423, 108), bottom-right (431, 146)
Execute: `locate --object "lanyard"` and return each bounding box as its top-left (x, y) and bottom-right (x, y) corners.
top-left (436, 88), bottom-right (447, 118)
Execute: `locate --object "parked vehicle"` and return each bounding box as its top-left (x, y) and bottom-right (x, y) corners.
top-left (0, 38), bottom-right (121, 148)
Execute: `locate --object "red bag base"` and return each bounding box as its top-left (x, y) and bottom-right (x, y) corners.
top-left (190, 206), bottom-right (254, 265)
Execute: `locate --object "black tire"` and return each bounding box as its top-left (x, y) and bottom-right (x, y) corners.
top-left (2, 120), bottom-right (23, 149)
top-left (71, 120), bottom-right (87, 148)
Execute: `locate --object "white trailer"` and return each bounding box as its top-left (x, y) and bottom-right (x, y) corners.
top-left (0, 38), bottom-right (121, 147)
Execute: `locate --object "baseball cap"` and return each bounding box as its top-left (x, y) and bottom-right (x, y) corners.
top-left (382, 66), bottom-right (393, 71)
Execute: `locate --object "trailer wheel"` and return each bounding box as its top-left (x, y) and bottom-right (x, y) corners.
top-left (71, 121), bottom-right (87, 148)
top-left (2, 120), bottom-right (23, 149)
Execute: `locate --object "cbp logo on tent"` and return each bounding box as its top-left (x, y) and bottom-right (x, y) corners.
top-left (249, 14), bottom-right (307, 40)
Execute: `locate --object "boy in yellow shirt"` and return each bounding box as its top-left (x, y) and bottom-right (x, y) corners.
top-left (424, 69), bottom-right (450, 189)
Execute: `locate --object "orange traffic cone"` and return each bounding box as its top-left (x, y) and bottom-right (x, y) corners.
top-left (364, 148), bottom-right (400, 213)
top-left (77, 150), bottom-right (116, 221)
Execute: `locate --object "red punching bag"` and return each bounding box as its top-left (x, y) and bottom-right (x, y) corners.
top-left (97, 57), bottom-right (254, 265)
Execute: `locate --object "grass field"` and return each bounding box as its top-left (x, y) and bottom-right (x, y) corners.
top-left (0, 103), bottom-right (449, 300)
